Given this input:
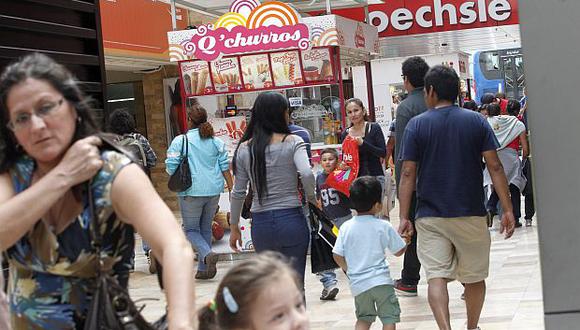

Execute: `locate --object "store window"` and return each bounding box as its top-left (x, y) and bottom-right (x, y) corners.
top-left (106, 82), bottom-right (147, 136)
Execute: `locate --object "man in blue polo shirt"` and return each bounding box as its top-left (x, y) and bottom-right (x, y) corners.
top-left (398, 65), bottom-right (515, 330)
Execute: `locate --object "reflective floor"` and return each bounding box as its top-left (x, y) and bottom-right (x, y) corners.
top-left (130, 202), bottom-right (544, 329)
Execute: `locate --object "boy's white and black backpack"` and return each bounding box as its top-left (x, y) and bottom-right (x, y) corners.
top-left (117, 133), bottom-right (147, 169)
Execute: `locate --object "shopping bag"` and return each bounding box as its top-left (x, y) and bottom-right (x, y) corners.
top-left (326, 135), bottom-right (359, 196)
top-left (309, 203), bottom-right (339, 274)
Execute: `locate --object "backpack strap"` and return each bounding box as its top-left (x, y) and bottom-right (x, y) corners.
top-left (281, 134), bottom-right (290, 142)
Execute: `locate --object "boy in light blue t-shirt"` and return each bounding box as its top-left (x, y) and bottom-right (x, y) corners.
top-left (333, 176), bottom-right (407, 330)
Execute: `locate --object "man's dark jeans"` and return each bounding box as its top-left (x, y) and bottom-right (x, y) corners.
top-left (522, 159), bottom-right (535, 220)
top-left (401, 195), bottom-right (421, 286)
top-left (487, 184), bottom-right (522, 221)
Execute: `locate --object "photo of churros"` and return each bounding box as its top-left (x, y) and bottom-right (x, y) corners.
top-left (270, 51), bottom-right (302, 87)
top-left (240, 54), bottom-right (272, 90)
top-left (211, 58), bottom-right (242, 92)
top-left (180, 61), bottom-right (211, 95)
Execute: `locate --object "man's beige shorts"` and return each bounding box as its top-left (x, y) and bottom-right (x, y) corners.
top-left (416, 216), bottom-right (491, 284)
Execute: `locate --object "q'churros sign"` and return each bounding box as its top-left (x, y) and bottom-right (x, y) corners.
top-left (168, 0), bottom-right (310, 62)
top-left (170, 0), bottom-right (379, 97)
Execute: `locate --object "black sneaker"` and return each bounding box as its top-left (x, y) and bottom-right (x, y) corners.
top-left (320, 285), bottom-right (339, 300)
top-left (394, 279), bottom-right (418, 297)
top-left (203, 252), bottom-right (219, 279)
top-left (515, 221), bottom-right (523, 228)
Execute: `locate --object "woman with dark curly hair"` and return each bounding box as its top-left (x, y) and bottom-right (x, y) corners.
top-left (107, 108), bottom-right (157, 171)
top-left (0, 53), bottom-right (195, 329)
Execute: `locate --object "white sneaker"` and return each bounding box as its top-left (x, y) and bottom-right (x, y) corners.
top-left (320, 285), bottom-right (339, 300)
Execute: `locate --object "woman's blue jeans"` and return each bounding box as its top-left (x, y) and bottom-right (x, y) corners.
top-left (179, 195), bottom-right (220, 271)
top-left (251, 207), bottom-right (310, 287)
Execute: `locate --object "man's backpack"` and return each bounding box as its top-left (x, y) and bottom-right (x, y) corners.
top-left (118, 134), bottom-right (147, 168)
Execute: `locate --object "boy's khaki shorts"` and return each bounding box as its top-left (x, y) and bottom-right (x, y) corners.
top-left (416, 216), bottom-right (491, 284)
top-left (354, 285), bottom-right (400, 324)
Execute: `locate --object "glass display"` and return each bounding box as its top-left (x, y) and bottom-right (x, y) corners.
top-left (287, 85), bottom-right (342, 145)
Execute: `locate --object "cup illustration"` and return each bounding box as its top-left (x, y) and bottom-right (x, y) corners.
top-left (304, 66), bottom-right (321, 82)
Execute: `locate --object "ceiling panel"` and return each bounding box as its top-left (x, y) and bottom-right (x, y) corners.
top-left (379, 25), bottom-right (521, 58)
top-left (169, 0), bottom-right (385, 15)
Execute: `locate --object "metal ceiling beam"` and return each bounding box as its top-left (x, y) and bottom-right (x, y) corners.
top-left (173, 0), bottom-right (222, 18)
top-left (203, 0), bottom-right (375, 14)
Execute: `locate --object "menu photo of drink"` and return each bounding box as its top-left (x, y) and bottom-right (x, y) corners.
top-left (240, 54), bottom-right (273, 90)
top-left (301, 48), bottom-right (334, 83)
top-left (211, 58), bottom-right (243, 93)
top-left (270, 51), bottom-right (303, 87)
top-left (180, 61), bottom-right (212, 96)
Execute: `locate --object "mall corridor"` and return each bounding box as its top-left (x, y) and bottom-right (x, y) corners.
top-left (130, 202), bottom-right (543, 330)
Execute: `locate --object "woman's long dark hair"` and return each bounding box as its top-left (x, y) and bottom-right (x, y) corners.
top-left (0, 53), bottom-right (99, 173)
top-left (232, 92), bottom-right (290, 203)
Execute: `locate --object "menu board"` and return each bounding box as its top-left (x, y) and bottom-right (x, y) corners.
top-left (240, 54), bottom-right (273, 90)
top-left (178, 48), bottom-right (337, 96)
top-left (181, 61), bottom-right (212, 96)
top-left (301, 48), bottom-right (334, 83)
top-left (211, 58), bottom-right (243, 93)
top-left (270, 51), bottom-right (303, 87)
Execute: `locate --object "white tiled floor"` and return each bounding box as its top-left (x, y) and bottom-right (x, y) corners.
top-left (130, 205), bottom-right (544, 329)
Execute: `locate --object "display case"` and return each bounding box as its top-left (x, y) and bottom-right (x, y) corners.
top-left (287, 85), bottom-right (342, 146)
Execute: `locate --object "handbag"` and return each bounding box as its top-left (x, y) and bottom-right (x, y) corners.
top-left (308, 203), bottom-right (340, 274)
top-left (84, 182), bottom-right (167, 330)
top-left (168, 135), bottom-right (192, 192)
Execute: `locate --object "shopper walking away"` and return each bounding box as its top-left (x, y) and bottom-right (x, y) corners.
top-left (107, 108), bottom-right (158, 272)
top-left (333, 176), bottom-right (407, 330)
top-left (316, 148), bottom-right (353, 300)
top-left (0, 53), bottom-right (195, 329)
top-left (393, 56), bottom-right (430, 297)
top-left (166, 105), bottom-right (233, 280)
top-left (398, 65), bottom-right (515, 330)
top-left (483, 103), bottom-right (528, 228)
top-left (107, 108), bottom-right (157, 173)
top-left (229, 92), bottom-right (317, 288)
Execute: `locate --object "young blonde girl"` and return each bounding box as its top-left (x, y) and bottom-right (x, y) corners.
top-left (199, 252), bottom-right (309, 330)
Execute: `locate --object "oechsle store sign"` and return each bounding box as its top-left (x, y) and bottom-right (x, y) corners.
top-left (311, 0), bottom-right (519, 37)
